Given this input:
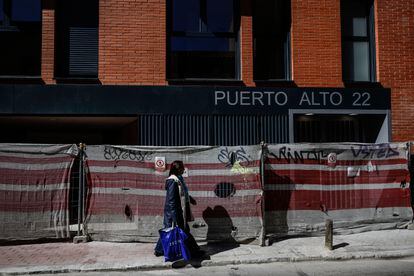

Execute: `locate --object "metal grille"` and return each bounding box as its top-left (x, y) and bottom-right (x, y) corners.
top-left (214, 182), bottom-right (236, 198)
top-left (139, 114), bottom-right (289, 146)
top-left (212, 115), bottom-right (259, 146)
top-left (139, 114), bottom-right (210, 146)
top-left (258, 114), bottom-right (289, 144)
top-left (69, 27), bottom-right (98, 76)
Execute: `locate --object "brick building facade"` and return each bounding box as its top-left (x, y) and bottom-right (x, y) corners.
top-left (0, 0), bottom-right (413, 145)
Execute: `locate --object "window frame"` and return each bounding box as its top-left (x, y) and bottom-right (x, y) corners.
top-left (54, 0), bottom-right (99, 79)
top-left (166, 0), bottom-right (241, 81)
top-left (0, 0), bottom-right (42, 77)
top-left (0, 0), bottom-right (42, 31)
top-left (0, 0), bottom-right (17, 31)
top-left (341, 0), bottom-right (376, 83)
top-left (252, 0), bottom-right (291, 82)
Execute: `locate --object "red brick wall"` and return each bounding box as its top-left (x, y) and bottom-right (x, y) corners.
top-left (99, 0), bottom-right (167, 85)
top-left (37, 0), bottom-right (414, 140)
top-left (376, 0), bottom-right (414, 141)
top-left (41, 0), bottom-right (55, 84)
top-left (240, 0), bottom-right (254, 86)
top-left (291, 0), bottom-right (343, 87)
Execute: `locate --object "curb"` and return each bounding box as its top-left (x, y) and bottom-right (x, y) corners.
top-left (2, 251), bottom-right (414, 275)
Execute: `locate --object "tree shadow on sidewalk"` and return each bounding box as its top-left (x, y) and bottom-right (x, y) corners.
top-left (267, 234), bottom-right (310, 246)
top-left (333, 242), bottom-right (349, 250)
top-left (0, 238), bottom-right (71, 246)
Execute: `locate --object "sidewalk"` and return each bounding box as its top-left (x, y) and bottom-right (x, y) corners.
top-left (1, 229), bottom-right (414, 275)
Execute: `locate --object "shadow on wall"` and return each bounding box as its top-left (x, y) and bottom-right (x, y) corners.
top-left (264, 164), bottom-right (294, 245)
top-left (200, 206), bottom-right (239, 256)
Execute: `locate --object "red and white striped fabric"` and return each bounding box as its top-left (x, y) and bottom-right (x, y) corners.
top-left (85, 145), bottom-right (262, 242)
top-left (264, 143), bottom-right (412, 235)
top-left (0, 144), bottom-right (78, 241)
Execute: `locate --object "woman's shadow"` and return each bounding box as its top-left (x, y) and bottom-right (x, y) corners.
top-left (199, 206), bottom-right (240, 256)
top-left (186, 206), bottom-right (241, 268)
top-left (178, 205), bottom-right (240, 268)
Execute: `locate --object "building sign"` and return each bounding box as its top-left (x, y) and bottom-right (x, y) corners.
top-left (0, 85), bottom-right (390, 116)
top-left (214, 89), bottom-right (389, 110)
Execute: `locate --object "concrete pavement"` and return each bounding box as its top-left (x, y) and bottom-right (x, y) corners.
top-left (1, 229), bottom-right (414, 275)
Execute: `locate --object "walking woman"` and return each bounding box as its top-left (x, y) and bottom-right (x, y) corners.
top-left (154, 160), bottom-right (203, 258)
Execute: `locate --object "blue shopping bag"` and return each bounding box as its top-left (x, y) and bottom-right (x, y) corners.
top-left (159, 226), bottom-right (191, 262)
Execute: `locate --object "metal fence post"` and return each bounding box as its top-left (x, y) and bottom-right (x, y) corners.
top-left (74, 143), bottom-right (88, 243)
top-left (81, 143), bottom-right (87, 235)
top-left (409, 142), bottom-right (414, 226)
top-left (259, 141), bottom-right (267, 246)
top-left (77, 144), bottom-right (83, 237)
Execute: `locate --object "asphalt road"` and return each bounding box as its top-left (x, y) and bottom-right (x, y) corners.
top-left (37, 257), bottom-right (414, 276)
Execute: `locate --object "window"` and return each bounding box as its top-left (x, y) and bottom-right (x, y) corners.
top-left (55, 0), bottom-right (98, 78)
top-left (168, 0), bottom-right (240, 80)
top-left (253, 0), bottom-right (291, 81)
top-left (0, 0), bottom-right (41, 76)
top-left (341, 0), bottom-right (375, 82)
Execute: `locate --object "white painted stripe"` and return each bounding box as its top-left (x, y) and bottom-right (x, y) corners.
top-left (88, 166), bottom-right (260, 176)
top-left (0, 162), bottom-right (71, 170)
top-left (91, 187), bottom-right (262, 197)
top-left (266, 207), bottom-right (413, 228)
top-left (87, 216), bottom-right (262, 232)
top-left (265, 183), bottom-right (407, 191)
top-left (0, 153), bottom-right (71, 159)
top-left (86, 145), bottom-right (260, 162)
top-left (0, 183), bottom-right (68, 191)
top-left (265, 163), bottom-right (407, 171)
top-left (87, 222), bottom-right (139, 231)
top-left (266, 207), bottom-right (412, 216)
top-left (0, 144), bottom-right (78, 156)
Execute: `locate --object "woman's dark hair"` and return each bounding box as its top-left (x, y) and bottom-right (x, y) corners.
top-left (169, 160), bottom-right (184, 176)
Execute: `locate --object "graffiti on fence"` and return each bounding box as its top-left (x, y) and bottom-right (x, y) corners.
top-left (350, 144), bottom-right (400, 159)
top-left (230, 160), bottom-right (254, 175)
top-left (103, 146), bottom-right (154, 162)
top-left (268, 146), bottom-right (331, 164)
top-left (217, 147), bottom-right (253, 168)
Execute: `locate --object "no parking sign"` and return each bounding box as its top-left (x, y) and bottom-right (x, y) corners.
top-left (155, 157), bottom-right (166, 172)
top-left (327, 153), bottom-right (337, 167)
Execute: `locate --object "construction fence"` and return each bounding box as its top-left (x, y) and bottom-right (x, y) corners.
top-left (0, 144), bottom-right (79, 241)
top-left (0, 142), bottom-right (412, 243)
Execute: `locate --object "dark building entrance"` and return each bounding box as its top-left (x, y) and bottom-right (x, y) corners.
top-left (294, 113), bottom-right (388, 143)
top-left (0, 116), bottom-right (138, 145)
